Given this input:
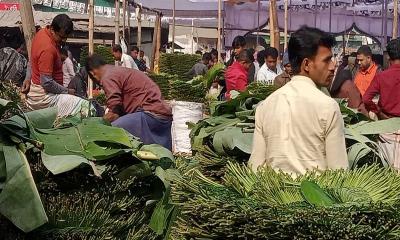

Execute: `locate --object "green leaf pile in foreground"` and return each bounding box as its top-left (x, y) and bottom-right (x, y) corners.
top-left (171, 162), bottom-right (400, 239)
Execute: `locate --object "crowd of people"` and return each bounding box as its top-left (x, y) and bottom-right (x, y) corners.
top-left (15, 13), bottom-right (400, 174)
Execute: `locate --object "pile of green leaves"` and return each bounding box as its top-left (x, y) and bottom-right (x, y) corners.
top-left (80, 45), bottom-right (114, 66)
top-left (0, 98), bottom-right (176, 237)
top-left (189, 84), bottom-right (400, 175)
top-left (171, 161), bottom-right (400, 239)
top-left (159, 53), bottom-right (201, 81)
top-left (149, 72), bottom-right (177, 99)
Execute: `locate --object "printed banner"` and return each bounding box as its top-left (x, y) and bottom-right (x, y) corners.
top-left (0, 3), bottom-right (19, 11)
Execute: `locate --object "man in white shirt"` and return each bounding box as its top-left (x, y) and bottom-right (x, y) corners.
top-left (60, 48), bottom-right (75, 87)
top-left (112, 44), bottom-right (139, 70)
top-left (249, 26), bottom-right (348, 175)
top-left (257, 47), bottom-right (282, 85)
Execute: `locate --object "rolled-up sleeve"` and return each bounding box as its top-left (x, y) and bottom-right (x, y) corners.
top-left (324, 102), bottom-right (349, 170)
top-left (248, 103), bottom-right (267, 171)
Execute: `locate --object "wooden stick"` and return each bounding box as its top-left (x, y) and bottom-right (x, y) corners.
top-left (88, 0), bottom-right (94, 99)
top-left (394, 0), bottom-right (398, 39)
top-left (270, 0), bottom-right (280, 53)
top-left (115, 0), bottom-right (120, 44)
top-left (123, 0), bottom-right (126, 40)
top-left (269, 0), bottom-right (274, 48)
top-left (151, 13), bottom-right (158, 71)
top-left (137, 6), bottom-right (142, 51)
top-left (155, 14), bottom-right (162, 73)
top-left (284, 0), bottom-right (288, 50)
top-left (217, 0), bottom-right (222, 62)
top-left (19, 0), bottom-right (36, 60)
top-left (127, 2), bottom-right (131, 47)
top-left (172, 0), bottom-right (176, 53)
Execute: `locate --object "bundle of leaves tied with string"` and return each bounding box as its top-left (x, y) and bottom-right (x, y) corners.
top-left (170, 161), bottom-right (400, 239)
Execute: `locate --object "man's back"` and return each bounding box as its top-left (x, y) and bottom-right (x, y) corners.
top-left (101, 65), bottom-right (171, 118)
top-left (249, 75), bottom-right (348, 175)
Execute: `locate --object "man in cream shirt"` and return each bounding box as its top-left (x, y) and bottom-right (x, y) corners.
top-left (112, 44), bottom-right (139, 70)
top-left (249, 26), bottom-right (348, 175)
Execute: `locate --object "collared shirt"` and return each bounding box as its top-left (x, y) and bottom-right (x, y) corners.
top-left (354, 63), bottom-right (378, 96)
top-left (274, 72), bottom-right (291, 88)
top-left (100, 65), bottom-right (172, 118)
top-left (224, 61), bottom-right (248, 99)
top-left (257, 63), bottom-right (282, 85)
top-left (62, 57), bottom-right (75, 87)
top-left (249, 75), bottom-right (348, 175)
top-left (117, 53), bottom-right (139, 70)
top-left (363, 64), bottom-right (400, 117)
top-left (31, 27), bottom-right (63, 86)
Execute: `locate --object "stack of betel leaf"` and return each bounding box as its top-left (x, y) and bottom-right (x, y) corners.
top-left (159, 53), bottom-right (201, 81)
top-left (0, 99), bottom-right (175, 239)
top-left (148, 72), bottom-right (177, 99)
top-left (170, 160), bottom-right (400, 239)
top-left (80, 45), bottom-right (115, 66)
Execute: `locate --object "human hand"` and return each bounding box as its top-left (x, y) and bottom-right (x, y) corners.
top-left (21, 79), bottom-right (31, 94)
top-left (103, 112), bottom-right (120, 123)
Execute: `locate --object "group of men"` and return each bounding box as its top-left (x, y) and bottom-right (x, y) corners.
top-left (111, 44), bottom-right (150, 72)
top-left (21, 14), bottom-right (173, 150)
top-left (19, 13), bottom-right (400, 175)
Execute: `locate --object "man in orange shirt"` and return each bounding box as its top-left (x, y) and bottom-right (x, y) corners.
top-left (23, 14), bottom-right (95, 117)
top-left (354, 45), bottom-right (379, 96)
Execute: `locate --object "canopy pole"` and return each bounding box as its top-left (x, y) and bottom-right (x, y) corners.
top-left (88, 0), bottom-right (94, 99)
top-left (383, 0), bottom-right (388, 47)
top-left (19, 0), bottom-right (36, 60)
top-left (123, 0), bottom-right (126, 40)
top-left (137, 5), bottom-right (142, 51)
top-left (172, 0), bottom-right (176, 53)
top-left (394, 0), bottom-right (399, 39)
top-left (257, 0), bottom-right (260, 46)
top-left (151, 13), bottom-right (158, 71)
top-left (329, 0), bottom-right (332, 33)
top-left (115, 0), bottom-right (120, 44)
top-left (284, 0), bottom-right (288, 50)
top-left (127, 2), bottom-right (131, 47)
top-left (218, 0), bottom-right (222, 62)
top-left (270, 0), bottom-right (280, 53)
top-left (191, 19), bottom-right (194, 54)
top-left (154, 14), bottom-right (162, 73)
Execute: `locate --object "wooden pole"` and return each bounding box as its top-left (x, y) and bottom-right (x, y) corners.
top-left (269, 1), bottom-right (274, 48)
top-left (172, 0), bottom-right (176, 53)
top-left (284, 0), bottom-right (288, 50)
top-left (137, 6), bottom-right (142, 50)
top-left (19, 0), bottom-right (36, 60)
top-left (394, 0), bottom-right (399, 39)
top-left (151, 14), bottom-right (159, 71)
top-left (123, 0), bottom-right (126, 40)
top-left (127, 2), bottom-right (131, 46)
top-left (217, 0), bottom-right (222, 62)
top-left (115, 0), bottom-right (120, 44)
top-left (88, 0), bottom-right (94, 99)
top-left (270, 0), bottom-right (280, 52)
top-left (154, 14), bottom-right (162, 73)
top-left (191, 18), bottom-right (194, 54)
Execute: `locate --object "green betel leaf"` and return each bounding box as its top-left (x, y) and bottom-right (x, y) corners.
top-left (0, 145), bottom-right (47, 232)
top-left (139, 145), bottom-right (175, 169)
top-left (212, 127), bottom-right (253, 155)
top-left (41, 152), bottom-right (90, 175)
top-left (24, 107), bottom-right (58, 129)
top-left (348, 118), bottom-right (400, 135)
top-left (300, 180), bottom-right (336, 207)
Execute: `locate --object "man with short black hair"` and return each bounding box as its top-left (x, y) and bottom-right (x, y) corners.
top-left (186, 52), bottom-right (211, 77)
top-left (249, 26), bottom-right (348, 175)
top-left (112, 44), bottom-right (138, 70)
top-left (363, 38), bottom-right (400, 168)
top-left (257, 47), bottom-right (282, 84)
top-left (274, 51), bottom-right (292, 88)
top-left (60, 48), bottom-right (75, 88)
top-left (25, 14), bottom-right (95, 117)
top-left (86, 54), bottom-right (173, 150)
top-left (131, 46), bottom-right (146, 72)
top-left (354, 45), bottom-right (378, 95)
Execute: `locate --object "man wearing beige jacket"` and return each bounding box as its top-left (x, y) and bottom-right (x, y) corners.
top-left (249, 26), bottom-right (348, 175)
